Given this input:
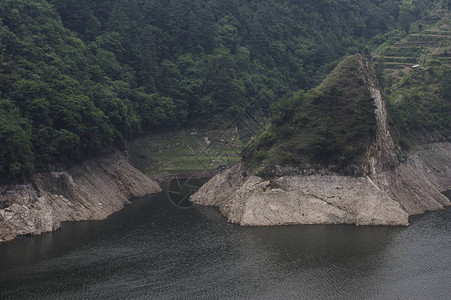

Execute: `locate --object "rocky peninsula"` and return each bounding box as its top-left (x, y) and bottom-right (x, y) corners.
top-left (190, 55), bottom-right (451, 226)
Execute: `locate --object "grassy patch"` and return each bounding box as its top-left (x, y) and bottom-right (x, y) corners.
top-left (128, 128), bottom-right (243, 178)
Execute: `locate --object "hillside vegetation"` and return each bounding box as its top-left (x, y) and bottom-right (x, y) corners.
top-left (372, 0), bottom-right (451, 146)
top-left (0, 0), bottom-right (440, 177)
top-left (243, 55), bottom-right (377, 171)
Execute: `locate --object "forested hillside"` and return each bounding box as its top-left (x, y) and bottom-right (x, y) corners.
top-left (373, 2), bottom-right (451, 146)
top-left (0, 0), bottom-right (439, 177)
top-left (243, 55), bottom-right (377, 171)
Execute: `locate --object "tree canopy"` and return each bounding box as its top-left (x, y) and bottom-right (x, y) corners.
top-left (0, 0), bottom-right (439, 177)
top-left (243, 55), bottom-right (377, 171)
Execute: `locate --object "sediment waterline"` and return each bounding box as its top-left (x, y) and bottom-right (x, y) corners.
top-left (0, 151), bottom-right (161, 243)
top-left (190, 55), bottom-right (451, 227)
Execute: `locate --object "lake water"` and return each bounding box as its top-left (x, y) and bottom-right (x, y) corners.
top-left (0, 183), bottom-right (450, 299)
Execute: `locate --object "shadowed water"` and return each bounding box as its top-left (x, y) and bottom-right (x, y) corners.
top-left (0, 184), bottom-right (450, 299)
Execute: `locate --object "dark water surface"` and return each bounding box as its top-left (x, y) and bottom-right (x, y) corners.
top-left (0, 185), bottom-right (450, 299)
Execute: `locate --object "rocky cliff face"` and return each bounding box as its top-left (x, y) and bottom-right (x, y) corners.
top-left (190, 55), bottom-right (451, 226)
top-left (191, 143), bottom-right (451, 226)
top-left (0, 152), bottom-right (160, 242)
top-left (360, 55), bottom-right (398, 175)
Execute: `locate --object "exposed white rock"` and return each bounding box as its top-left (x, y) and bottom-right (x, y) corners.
top-left (0, 151), bottom-right (160, 242)
top-left (190, 55), bottom-right (451, 227)
top-left (360, 54), bottom-right (398, 174)
top-left (191, 142), bottom-right (451, 227)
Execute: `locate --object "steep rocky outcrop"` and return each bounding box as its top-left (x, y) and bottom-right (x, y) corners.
top-left (191, 55), bottom-right (451, 226)
top-left (0, 152), bottom-right (160, 242)
top-left (191, 143), bottom-right (451, 226)
top-left (383, 143), bottom-right (451, 215)
top-left (361, 57), bottom-right (398, 175)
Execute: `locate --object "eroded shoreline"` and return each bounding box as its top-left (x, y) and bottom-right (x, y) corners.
top-left (0, 151), bottom-right (161, 243)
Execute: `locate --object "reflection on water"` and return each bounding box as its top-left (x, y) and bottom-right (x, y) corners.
top-left (0, 187), bottom-right (450, 299)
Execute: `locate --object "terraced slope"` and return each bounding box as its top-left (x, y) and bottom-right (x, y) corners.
top-left (373, 5), bottom-right (450, 79)
top-left (370, 2), bottom-right (450, 145)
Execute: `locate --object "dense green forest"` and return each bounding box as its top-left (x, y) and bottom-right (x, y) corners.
top-left (244, 0), bottom-right (451, 172)
top-left (386, 66), bottom-right (451, 147)
top-left (0, 0), bottom-right (440, 177)
top-left (243, 55), bottom-right (377, 172)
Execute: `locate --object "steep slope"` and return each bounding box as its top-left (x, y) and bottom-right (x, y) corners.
top-left (190, 55), bottom-right (451, 226)
top-left (0, 152), bottom-right (160, 242)
top-left (373, 3), bottom-right (450, 80)
top-left (242, 55), bottom-right (379, 172)
top-left (372, 2), bottom-right (451, 144)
